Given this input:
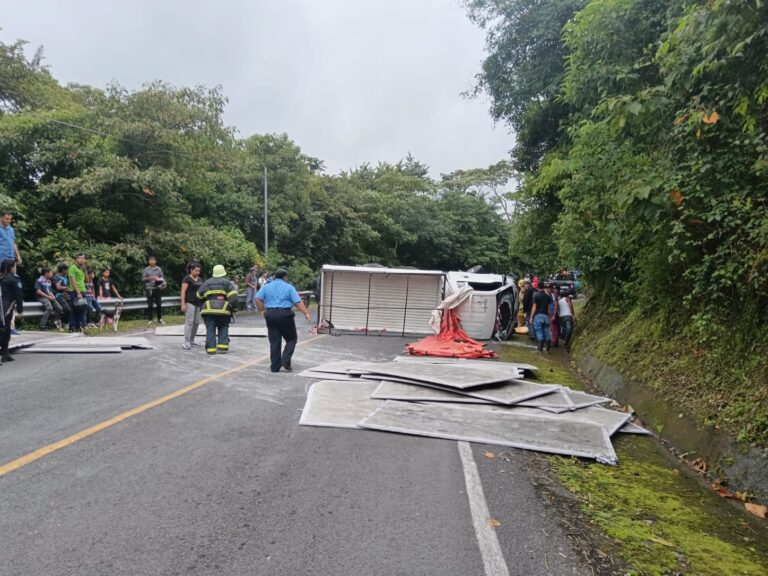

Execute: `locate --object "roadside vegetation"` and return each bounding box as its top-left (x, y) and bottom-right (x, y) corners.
top-left (467, 1), bottom-right (768, 448)
top-left (499, 342), bottom-right (768, 576)
top-left (1, 37), bottom-right (513, 296)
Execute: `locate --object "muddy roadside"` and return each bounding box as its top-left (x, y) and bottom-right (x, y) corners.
top-left (494, 338), bottom-right (768, 576)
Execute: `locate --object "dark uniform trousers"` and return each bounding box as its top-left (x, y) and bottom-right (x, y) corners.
top-left (265, 308), bottom-right (297, 372)
top-left (204, 315), bottom-right (230, 354)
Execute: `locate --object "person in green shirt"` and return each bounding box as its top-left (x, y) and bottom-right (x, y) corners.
top-left (68, 253), bottom-right (88, 331)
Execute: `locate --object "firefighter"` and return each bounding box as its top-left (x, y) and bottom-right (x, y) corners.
top-left (196, 264), bottom-right (238, 355)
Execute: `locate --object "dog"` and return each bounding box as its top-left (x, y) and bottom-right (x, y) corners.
top-left (99, 299), bottom-right (124, 332)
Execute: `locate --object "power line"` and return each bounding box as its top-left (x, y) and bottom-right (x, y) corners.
top-left (46, 118), bottom-right (213, 160)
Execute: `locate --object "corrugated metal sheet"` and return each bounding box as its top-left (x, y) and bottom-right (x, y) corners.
top-left (320, 269), bottom-right (443, 335)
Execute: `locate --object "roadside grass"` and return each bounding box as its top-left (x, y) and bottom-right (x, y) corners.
top-left (573, 306), bottom-right (768, 448)
top-left (498, 342), bottom-right (768, 576)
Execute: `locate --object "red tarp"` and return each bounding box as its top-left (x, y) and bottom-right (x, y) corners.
top-left (406, 308), bottom-right (496, 359)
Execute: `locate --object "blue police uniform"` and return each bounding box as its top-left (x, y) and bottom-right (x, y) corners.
top-left (256, 278), bottom-right (302, 372)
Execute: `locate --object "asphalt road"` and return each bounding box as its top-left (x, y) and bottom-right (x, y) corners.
top-left (0, 315), bottom-right (587, 576)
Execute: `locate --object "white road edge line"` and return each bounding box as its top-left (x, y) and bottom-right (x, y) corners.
top-left (458, 441), bottom-right (510, 576)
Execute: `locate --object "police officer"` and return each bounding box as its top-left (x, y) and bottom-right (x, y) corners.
top-left (255, 268), bottom-right (311, 373)
top-left (0, 258), bottom-right (23, 365)
top-left (196, 264), bottom-right (238, 355)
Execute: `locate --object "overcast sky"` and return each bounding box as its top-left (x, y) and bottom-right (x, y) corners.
top-left (2, 0), bottom-right (513, 176)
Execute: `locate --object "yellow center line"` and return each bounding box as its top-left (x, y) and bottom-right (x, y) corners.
top-left (0, 334), bottom-right (326, 478)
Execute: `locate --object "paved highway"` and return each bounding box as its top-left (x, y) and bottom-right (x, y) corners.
top-left (0, 316), bottom-right (586, 576)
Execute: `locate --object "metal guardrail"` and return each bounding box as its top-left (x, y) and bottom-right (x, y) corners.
top-left (19, 291), bottom-right (314, 319)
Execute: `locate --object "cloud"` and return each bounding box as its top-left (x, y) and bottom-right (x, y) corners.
top-left (2, 0), bottom-right (513, 175)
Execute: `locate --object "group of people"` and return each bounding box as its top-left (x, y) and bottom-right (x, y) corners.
top-left (33, 257), bottom-right (124, 332)
top-left (519, 276), bottom-right (575, 353)
top-left (244, 265), bottom-right (271, 312)
top-left (178, 261), bottom-right (310, 373)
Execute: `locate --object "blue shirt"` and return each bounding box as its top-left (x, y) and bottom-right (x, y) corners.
top-left (256, 278), bottom-right (301, 308)
top-left (0, 224), bottom-right (15, 261)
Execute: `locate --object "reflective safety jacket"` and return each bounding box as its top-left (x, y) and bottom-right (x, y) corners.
top-left (196, 277), bottom-right (238, 316)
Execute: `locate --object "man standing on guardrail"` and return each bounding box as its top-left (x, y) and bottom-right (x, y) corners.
top-left (196, 264), bottom-right (238, 355)
top-left (255, 268), bottom-right (311, 373)
top-left (143, 256), bottom-right (166, 325)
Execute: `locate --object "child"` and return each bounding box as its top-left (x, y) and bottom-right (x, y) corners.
top-left (34, 267), bottom-right (63, 330)
top-left (84, 269), bottom-right (102, 326)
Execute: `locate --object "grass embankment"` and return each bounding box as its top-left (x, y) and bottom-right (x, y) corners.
top-left (571, 302), bottom-right (768, 448)
top-left (498, 342), bottom-right (768, 576)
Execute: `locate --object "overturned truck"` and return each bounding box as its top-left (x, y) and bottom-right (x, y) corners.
top-left (317, 265), bottom-right (518, 341)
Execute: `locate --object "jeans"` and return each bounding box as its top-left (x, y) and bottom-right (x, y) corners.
top-left (85, 295), bottom-right (101, 324)
top-left (265, 308), bottom-right (297, 372)
top-left (184, 303), bottom-right (201, 344)
top-left (146, 289), bottom-right (163, 321)
top-left (37, 297), bottom-right (63, 328)
top-left (559, 315), bottom-right (574, 345)
top-left (245, 286), bottom-right (257, 310)
top-left (533, 313), bottom-right (551, 344)
top-left (68, 293), bottom-right (88, 330)
top-left (55, 295), bottom-right (71, 324)
top-left (203, 314), bottom-right (230, 353)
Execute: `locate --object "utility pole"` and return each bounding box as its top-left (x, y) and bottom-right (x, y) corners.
top-left (263, 166), bottom-right (268, 264)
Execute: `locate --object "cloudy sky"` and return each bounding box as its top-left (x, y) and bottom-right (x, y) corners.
top-left (2, 0), bottom-right (513, 176)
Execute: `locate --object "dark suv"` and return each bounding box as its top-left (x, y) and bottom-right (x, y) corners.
top-left (548, 276), bottom-right (579, 297)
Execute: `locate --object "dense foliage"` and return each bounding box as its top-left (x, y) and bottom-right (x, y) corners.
top-left (469, 0), bottom-right (768, 445)
top-left (469, 0), bottom-right (768, 335)
top-left (0, 38), bottom-right (513, 295)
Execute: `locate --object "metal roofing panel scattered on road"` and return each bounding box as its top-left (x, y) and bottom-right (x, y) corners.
top-left (371, 381), bottom-right (494, 404)
top-left (297, 370), bottom-right (363, 381)
top-left (428, 402), bottom-right (632, 437)
top-left (617, 421), bottom-right (652, 435)
top-left (515, 388), bottom-right (575, 412)
top-left (362, 374), bottom-right (558, 405)
top-left (299, 380), bottom-right (383, 429)
top-left (9, 331), bottom-right (82, 351)
top-left (17, 346), bottom-right (123, 354)
top-left (394, 355), bottom-right (538, 373)
top-left (357, 361), bottom-right (513, 389)
top-left (563, 389), bottom-right (613, 410)
top-left (358, 401), bottom-right (618, 465)
top-left (303, 361), bottom-right (380, 375)
top-left (38, 336), bottom-right (154, 349)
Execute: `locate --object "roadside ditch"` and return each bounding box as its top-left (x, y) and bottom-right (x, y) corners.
top-left (496, 339), bottom-right (768, 576)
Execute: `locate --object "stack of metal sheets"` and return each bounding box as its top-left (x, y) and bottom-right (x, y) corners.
top-left (298, 356), bottom-right (650, 465)
top-left (11, 332), bottom-right (154, 354)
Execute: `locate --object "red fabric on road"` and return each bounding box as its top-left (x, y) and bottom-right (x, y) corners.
top-left (406, 308), bottom-right (496, 359)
